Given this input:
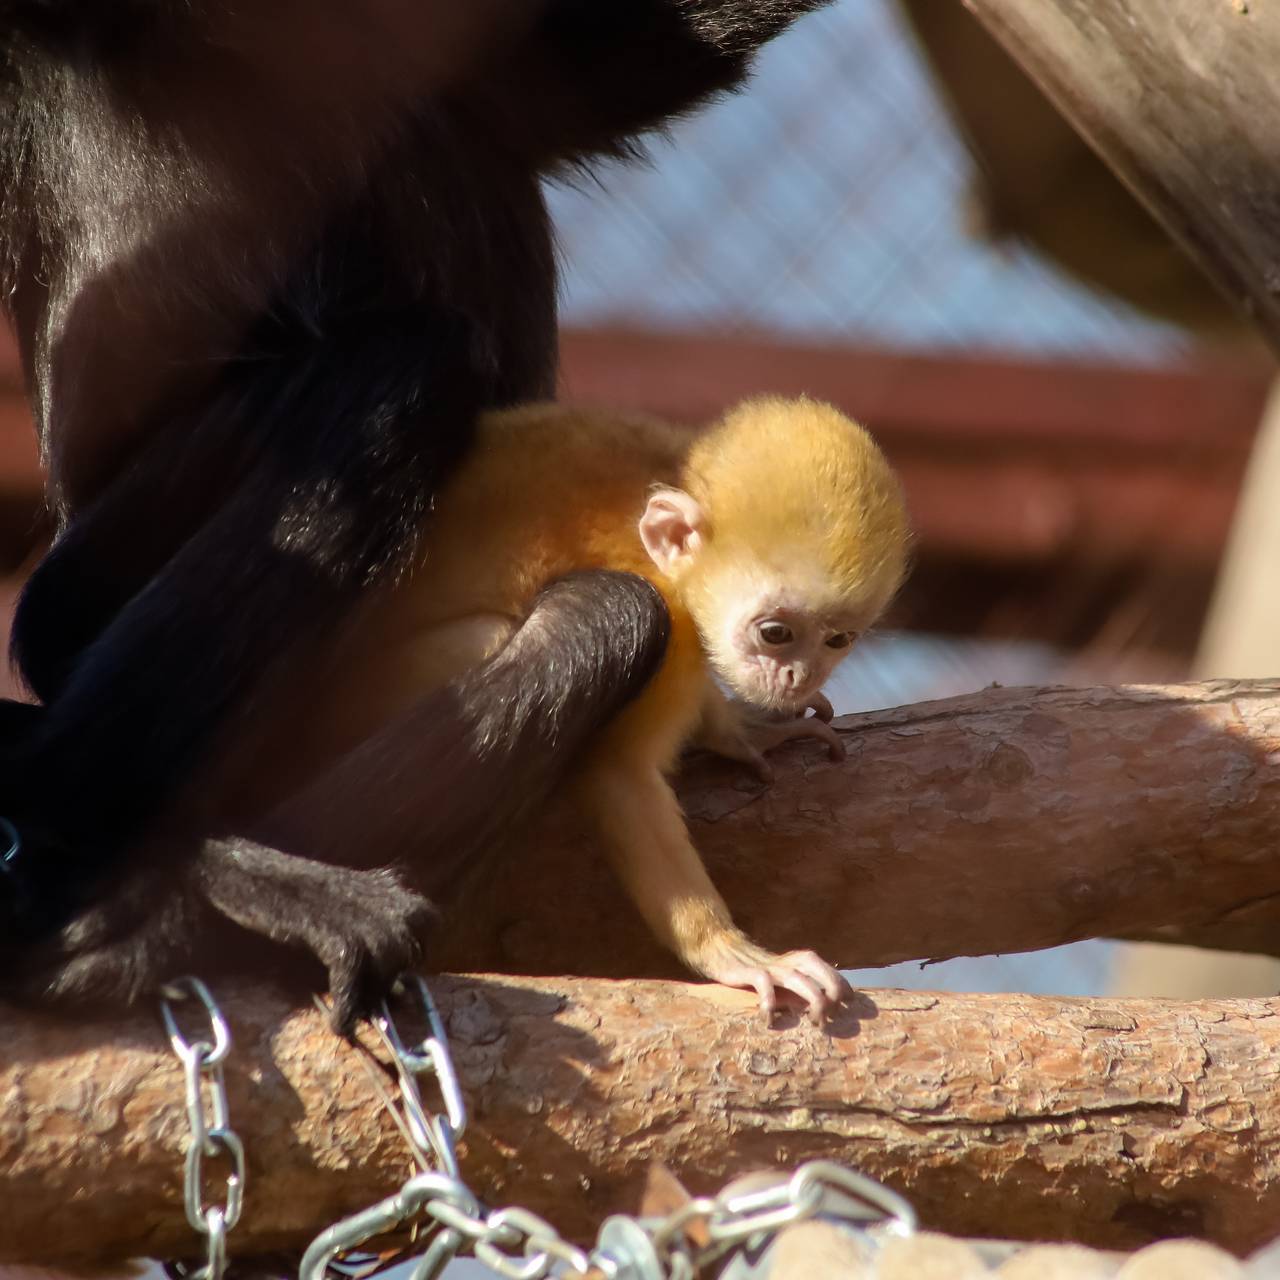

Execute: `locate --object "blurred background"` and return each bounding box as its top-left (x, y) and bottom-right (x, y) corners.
top-left (0, 0), bottom-right (1275, 1024)
top-left (547, 0), bottom-right (1277, 1002)
top-left (0, 4), bottom-right (1270, 1278)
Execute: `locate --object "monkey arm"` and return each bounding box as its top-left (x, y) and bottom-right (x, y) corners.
top-left (576, 758), bottom-right (847, 1022)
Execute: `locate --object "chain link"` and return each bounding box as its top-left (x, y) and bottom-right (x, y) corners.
top-left (299, 973), bottom-right (916, 1280)
top-left (153, 971), bottom-right (915, 1278)
top-left (159, 976), bottom-right (246, 1280)
top-left (371, 974), bottom-right (467, 1179)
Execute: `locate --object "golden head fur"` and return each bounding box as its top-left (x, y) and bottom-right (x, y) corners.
top-left (678, 395), bottom-right (909, 621)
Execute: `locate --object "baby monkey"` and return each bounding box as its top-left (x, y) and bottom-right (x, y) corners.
top-left (296, 396), bottom-right (909, 1021)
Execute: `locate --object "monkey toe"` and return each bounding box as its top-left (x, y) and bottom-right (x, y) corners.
top-left (0, 866), bottom-right (204, 1009)
top-left (742, 960), bottom-right (827, 1026)
top-left (781, 948), bottom-right (853, 1018)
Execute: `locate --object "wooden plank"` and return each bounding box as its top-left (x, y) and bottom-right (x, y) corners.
top-left (560, 327), bottom-right (1270, 452)
top-left (959, 0), bottom-right (1280, 351)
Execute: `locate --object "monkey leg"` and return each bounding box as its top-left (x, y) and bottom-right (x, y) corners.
top-left (580, 762), bottom-right (850, 1023)
top-left (0, 572), bottom-right (670, 1018)
top-left (3, 831), bottom-right (432, 1036)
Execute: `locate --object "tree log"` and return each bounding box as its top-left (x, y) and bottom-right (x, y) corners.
top-left (958, 0), bottom-right (1280, 352)
top-left (5, 979), bottom-right (1280, 1266)
top-left (433, 680), bottom-right (1280, 975)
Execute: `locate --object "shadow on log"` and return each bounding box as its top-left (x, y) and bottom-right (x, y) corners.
top-left (4, 979), bottom-right (1280, 1266)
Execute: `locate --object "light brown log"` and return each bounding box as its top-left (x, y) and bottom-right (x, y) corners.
top-left (958, 0), bottom-right (1280, 352)
top-left (6, 979), bottom-right (1280, 1266)
top-left (433, 679), bottom-right (1280, 976)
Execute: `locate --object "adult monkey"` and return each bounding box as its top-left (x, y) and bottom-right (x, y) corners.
top-left (0, 2), bottom-right (828, 1028)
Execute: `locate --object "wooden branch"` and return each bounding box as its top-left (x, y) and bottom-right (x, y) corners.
top-left (6, 979), bottom-right (1280, 1266)
top-left (958, 0), bottom-right (1280, 352)
top-left (433, 679), bottom-right (1280, 976)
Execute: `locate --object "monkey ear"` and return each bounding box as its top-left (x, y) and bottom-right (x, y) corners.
top-left (639, 488), bottom-right (706, 575)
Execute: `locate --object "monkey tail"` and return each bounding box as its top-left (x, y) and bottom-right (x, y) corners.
top-left (249, 569), bottom-right (673, 898)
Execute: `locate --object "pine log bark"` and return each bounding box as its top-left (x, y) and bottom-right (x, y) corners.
top-left (5, 979), bottom-right (1280, 1267)
top-left (958, 0), bottom-right (1280, 351)
top-left (433, 680), bottom-right (1280, 975)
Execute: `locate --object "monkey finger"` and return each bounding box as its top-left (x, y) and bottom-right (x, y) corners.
top-left (708, 957), bottom-right (779, 1022)
top-left (806, 692), bottom-right (834, 723)
top-left (772, 966), bottom-right (831, 1025)
top-left (750, 971), bottom-right (777, 1024)
top-left (749, 717), bottom-right (838, 758)
top-left (700, 733), bottom-right (774, 783)
top-left (812, 718), bottom-right (845, 762)
top-left (784, 949), bottom-right (852, 1006)
top-left (750, 750), bottom-right (774, 785)
top-left (790, 716), bottom-right (845, 761)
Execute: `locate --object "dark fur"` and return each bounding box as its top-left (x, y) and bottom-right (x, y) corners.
top-left (0, 1), bottom-right (827, 1017)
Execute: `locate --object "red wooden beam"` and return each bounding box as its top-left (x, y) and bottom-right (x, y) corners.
top-left (0, 327), bottom-right (1266, 656)
top-left (559, 327), bottom-right (1273, 570)
top-left (559, 327), bottom-right (1270, 452)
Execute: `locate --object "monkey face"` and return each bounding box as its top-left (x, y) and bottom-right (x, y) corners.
top-left (715, 596), bottom-right (864, 715)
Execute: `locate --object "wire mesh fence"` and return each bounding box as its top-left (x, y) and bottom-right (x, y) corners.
top-left (549, 0), bottom-right (1192, 361)
top-left (548, 0), bottom-right (1267, 1007)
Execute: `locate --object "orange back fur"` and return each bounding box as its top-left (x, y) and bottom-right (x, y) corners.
top-left (397, 402), bottom-right (709, 767)
top-left (332, 397), bottom-right (906, 777)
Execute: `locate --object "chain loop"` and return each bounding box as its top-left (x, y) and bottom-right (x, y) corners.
top-left (159, 977), bottom-right (246, 1280)
top-left (153, 971), bottom-right (918, 1278)
top-left (296, 972), bottom-right (918, 1279)
top-left (373, 974), bottom-right (467, 1178)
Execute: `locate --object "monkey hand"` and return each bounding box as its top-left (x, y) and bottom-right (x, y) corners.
top-left (701, 710), bottom-right (844, 783)
top-left (692, 928), bottom-right (852, 1025)
top-left (805, 691), bottom-right (835, 722)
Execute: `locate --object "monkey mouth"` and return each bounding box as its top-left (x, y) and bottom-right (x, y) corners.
top-left (747, 683), bottom-right (811, 716)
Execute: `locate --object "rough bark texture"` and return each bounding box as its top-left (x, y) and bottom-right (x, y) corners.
top-left (5, 980), bottom-right (1280, 1266)
top-left (433, 680), bottom-right (1280, 975)
top-left (959, 0), bottom-right (1280, 352)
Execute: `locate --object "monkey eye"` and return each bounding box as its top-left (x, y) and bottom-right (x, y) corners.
top-left (757, 621), bottom-right (793, 646)
top-left (825, 631), bottom-right (856, 650)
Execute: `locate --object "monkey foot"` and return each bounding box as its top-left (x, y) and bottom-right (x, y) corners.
top-left (696, 933), bottom-right (852, 1025)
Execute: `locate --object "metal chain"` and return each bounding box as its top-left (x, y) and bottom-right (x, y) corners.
top-left (371, 974), bottom-right (467, 1180)
top-left (300, 974), bottom-right (917, 1280)
top-left (159, 976), bottom-right (247, 1280)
